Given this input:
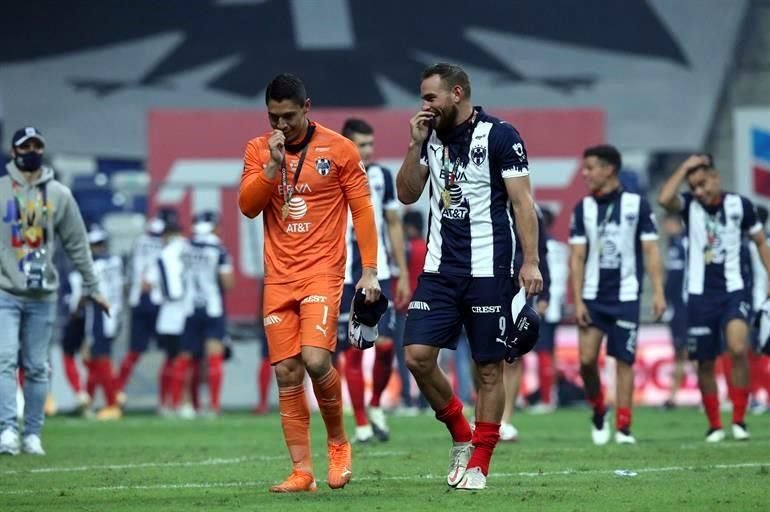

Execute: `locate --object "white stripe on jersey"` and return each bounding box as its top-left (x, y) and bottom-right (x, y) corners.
top-left (187, 233), bottom-right (230, 317)
top-left (466, 122), bottom-right (495, 276)
top-left (544, 238), bottom-right (568, 323)
top-left (581, 198), bottom-right (601, 299)
top-left (128, 233), bottom-right (164, 306)
top-left (345, 164), bottom-right (397, 283)
top-left (619, 193), bottom-right (641, 301)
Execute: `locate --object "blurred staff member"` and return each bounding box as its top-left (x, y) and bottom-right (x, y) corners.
top-left (0, 127), bottom-right (108, 456)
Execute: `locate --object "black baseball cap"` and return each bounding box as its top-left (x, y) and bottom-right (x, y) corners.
top-left (12, 127), bottom-right (46, 147)
top-left (505, 287), bottom-right (540, 362)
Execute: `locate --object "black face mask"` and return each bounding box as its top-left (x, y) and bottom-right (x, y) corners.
top-left (14, 151), bottom-right (43, 172)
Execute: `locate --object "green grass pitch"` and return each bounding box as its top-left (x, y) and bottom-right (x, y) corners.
top-left (2, 407), bottom-right (768, 511)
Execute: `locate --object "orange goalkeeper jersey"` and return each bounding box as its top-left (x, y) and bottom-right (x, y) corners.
top-left (240, 122), bottom-right (371, 284)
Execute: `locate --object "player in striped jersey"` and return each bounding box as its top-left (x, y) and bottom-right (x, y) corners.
top-left (339, 118), bottom-right (410, 443)
top-left (68, 225), bottom-right (124, 420)
top-left (570, 145), bottom-right (666, 445)
top-left (659, 154), bottom-right (770, 441)
top-left (397, 63), bottom-right (542, 490)
top-left (170, 212), bottom-right (234, 418)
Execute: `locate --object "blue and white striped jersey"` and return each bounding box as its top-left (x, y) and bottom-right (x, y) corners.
top-left (185, 233), bottom-right (232, 317)
top-left (128, 233), bottom-right (164, 307)
top-left (420, 108), bottom-right (529, 277)
top-left (569, 188), bottom-right (658, 302)
top-left (678, 192), bottom-right (762, 295)
top-left (156, 235), bottom-right (192, 335)
top-left (70, 253), bottom-right (124, 338)
top-left (345, 164), bottom-right (399, 283)
top-left (544, 238), bottom-right (569, 323)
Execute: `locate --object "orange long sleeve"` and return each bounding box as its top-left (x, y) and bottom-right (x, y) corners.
top-left (238, 138), bottom-right (277, 218)
top-left (349, 195), bottom-right (378, 270)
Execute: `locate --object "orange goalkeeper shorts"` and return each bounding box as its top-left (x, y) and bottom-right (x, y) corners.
top-left (262, 275), bottom-right (344, 364)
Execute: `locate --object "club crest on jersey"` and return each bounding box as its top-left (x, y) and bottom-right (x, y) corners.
top-left (624, 213), bottom-right (637, 224)
top-left (315, 158), bottom-right (331, 176)
top-left (513, 142), bottom-right (525, 157)
top-left (471, 145), bottom-right (487, 166)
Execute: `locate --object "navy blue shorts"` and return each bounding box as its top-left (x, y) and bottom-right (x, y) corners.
top-left (667, 301), bottom-right (688, 352)
top-left (584, 300), bottom-right (640, 364)
top-left (687, 291), bottom-right (751, 361)
top-left (534, 321), bottom-right (557, 353)
top-left (130, 304), bottom-right (159, 353)
top-left (87, 306), bottom-right (114, 358)
top-left (403, 274), bottom-right (515, 364)
top-left (338, 279), bottom-right (395, 342)
top-left (61, 314), bottom-right (85, 355)
top-left (181, 308), bottom-right (227, 357)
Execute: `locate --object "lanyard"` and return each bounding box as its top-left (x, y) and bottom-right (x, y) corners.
top-left (598, 202), bottom-right (614, 239)
top-left (441, 147), bottom-right (462, 191)
top-left (280, 144), bottom-right (311, 209)
top-left (704, 211), bottom-right (720, 245)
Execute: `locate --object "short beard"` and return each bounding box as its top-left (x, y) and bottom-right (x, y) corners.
top-left (435, 105), bottom-right (458, 133)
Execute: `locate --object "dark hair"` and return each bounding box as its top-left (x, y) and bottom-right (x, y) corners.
top-left (265, 73), bottom-right (307, 106)
top-left (341, 118), bottom-right (373, 139)
top-left (685, 163), bottom-right (716, 178)
top-left (757, 205), bottom-right (769, 225)
top-left (422, 63), bottom-right (471, 99)
top-left (583, 144), bottom-right (622, 173)
top-left (403, 210), bottom-right (424, 235)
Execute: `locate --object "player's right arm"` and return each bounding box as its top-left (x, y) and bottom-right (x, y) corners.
top-left (568, 203), bottom-right (591, 327)
top-left (658, 154), bottom-right (709, 212)
top-left (396, 111), bottom-right (432, 204)
top-left (238, 131), bottom-right (285, 218)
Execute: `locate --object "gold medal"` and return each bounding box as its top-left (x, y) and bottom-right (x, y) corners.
top-left (441, 189), bottom-right (451, 208)
top-left (281, 203), bottom-right (289, 220)
top-left (704, 248), bottom-right (712, 264)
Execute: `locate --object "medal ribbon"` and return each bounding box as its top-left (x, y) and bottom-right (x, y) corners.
top-left (280, 142), bottom-right (311, 211)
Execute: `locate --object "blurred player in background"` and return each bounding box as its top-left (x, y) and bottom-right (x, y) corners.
top-left (570, 144), bottom-right (665, 445)
top-left (531, 206), bottom-right (568, 414)
top-left (72, 225), bottom-right (124, 420)
top-left (239, 73), bottom-right (380, 492)
top-left (659, 154), bottom-right (770, 441)
top-left (171, 211), bottom-right (233, 417)
top-left (661, 212), bottom-right (689, 409)
top-left (498, 205), bottom-right (550, 442)
top-left (397, 63), bottom-right (542, 490)
top-left (340, 118), bottom-right (410, 443)
top-left (116, 214), bottom-right (166, 405)
top-left (746, 205), bottom-right (770, 414)
top-left (155, 215), bottom-right (191, 416)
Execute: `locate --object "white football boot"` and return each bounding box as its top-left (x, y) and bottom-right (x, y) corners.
top-left (447, 442), bottom-right (472, 487)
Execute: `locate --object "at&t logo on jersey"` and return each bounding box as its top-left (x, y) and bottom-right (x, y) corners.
top-left (441, 184), bottom-right (469, 220)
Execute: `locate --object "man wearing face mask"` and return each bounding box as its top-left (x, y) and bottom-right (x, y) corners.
top-left (0, 127), bottom-right (109, 456)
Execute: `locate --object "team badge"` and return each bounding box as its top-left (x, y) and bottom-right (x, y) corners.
top-left (315, 158), bottom-right (332, 176)
top-left (471, 145), bottom-right (487, 166)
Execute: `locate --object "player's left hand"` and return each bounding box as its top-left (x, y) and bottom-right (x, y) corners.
top-left (394, 274), bottom-right (411, 310)
top-left (86, 293), bottom-right (112, 318)
top-left (519, 262), bottom-right (543, 297)
top-left (356, 267), bottom-right (381, 304)
top-left (652, 292), bottom-right (666, 321)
